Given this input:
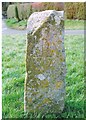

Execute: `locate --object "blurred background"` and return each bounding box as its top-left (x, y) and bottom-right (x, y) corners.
top-left (2, 2), bottom-right (85, 20)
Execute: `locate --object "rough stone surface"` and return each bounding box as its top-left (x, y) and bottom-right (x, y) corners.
top-left (24, 10), bottom-right (66, 114)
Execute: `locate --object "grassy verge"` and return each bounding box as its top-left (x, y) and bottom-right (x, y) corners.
top-left (5, 18), bottom-right (27, 30)
top-left (5, 18), bottom-right (84, 30)
top-left (64, 19), bottom-right (84, 30)
top-left (2, 35), bottom-right (84, 118)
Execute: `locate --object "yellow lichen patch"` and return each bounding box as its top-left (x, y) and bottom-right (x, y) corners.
top-left (36, 98), bottom-right (51, 109)
top-left (55, 81), bottom-right (63, 89)
top-left (28, 98), bottom-right (32, 103)
top-left (59, 55), bottom-right (65, 62)
top-left (32, 91), bottom-right (38, 96)
top-left (47, 41), bottom-right (50, 47)
top-left (42, 98), bottom-right (51, 104)
top-left (41, 80), bottom-right (49, 88)
top-left (36, 103), bottom-right (43, 109)
top-left (58, 39), bottom-right (62, 43)
top-left (51, 49), bottom-right (55, 53)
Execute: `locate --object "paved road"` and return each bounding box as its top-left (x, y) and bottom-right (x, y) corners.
top-left (2, 20), bottom-right (85, 35)
top-left (65, 30), bottom-right (85, 35)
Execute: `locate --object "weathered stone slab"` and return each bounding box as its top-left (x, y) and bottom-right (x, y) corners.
top-left (24, 10), bottom-right (66, 114)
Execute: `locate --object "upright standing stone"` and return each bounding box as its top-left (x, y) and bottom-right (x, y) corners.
top-left (24, 10), bottom-right (66, 114)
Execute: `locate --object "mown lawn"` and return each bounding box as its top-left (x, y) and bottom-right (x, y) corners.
top-left (64, 19), bottom-right (84, 30)
top-left (2, 35), bottom-right (84, 118)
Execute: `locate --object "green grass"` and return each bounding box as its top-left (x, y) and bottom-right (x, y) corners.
top-left (2, 35), bottom-right (84, 118)
top-left (5, 18), bottom-right (27, 30)
top-left (65, 19), bottom-right (84, 30)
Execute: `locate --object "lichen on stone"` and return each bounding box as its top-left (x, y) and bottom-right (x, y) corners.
top-left (24, 10), bottom-right (66, 114)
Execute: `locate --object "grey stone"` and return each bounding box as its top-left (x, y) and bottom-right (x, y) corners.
top-left (24, 10), bottom-right (66, 114)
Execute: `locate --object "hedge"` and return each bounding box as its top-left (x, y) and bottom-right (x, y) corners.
top-left (76, 3), bottom-right (85, 20)
top-left (65, 2), bottom-right (85, 20)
